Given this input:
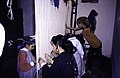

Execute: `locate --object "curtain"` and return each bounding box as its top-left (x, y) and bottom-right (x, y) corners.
top-left (112, 0), bottom-right (120, 78)
top-left (34, 0), bottom-right (72, 71)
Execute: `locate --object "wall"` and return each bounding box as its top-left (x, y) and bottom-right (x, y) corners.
top-left (20, 0), bottom-right (35, 36)
top-left (77, 0), bottom-right (116, 57)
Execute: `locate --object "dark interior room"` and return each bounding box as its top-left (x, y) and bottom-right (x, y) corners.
top-left (0, 0), bottom-right (120, 78)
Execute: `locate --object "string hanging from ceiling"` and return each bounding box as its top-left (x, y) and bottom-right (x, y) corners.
top-left (6, 0), bottom-right (14, 20)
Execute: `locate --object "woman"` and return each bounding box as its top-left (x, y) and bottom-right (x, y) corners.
top-left (64, 33), bottom-right (85, 77)
top-left (66, 16), bottom-right (103, 73)
top-left (39, 34), bottom-right (78, 78)
top-left (17, 37), bottom-right (36, 78)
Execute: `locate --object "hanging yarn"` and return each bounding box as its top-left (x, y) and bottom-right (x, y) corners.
top-left (63, 0), bottom-right (70, 5)
top-left (6, 0), bottom-right (14, 20)
top-left (51, 0), bottom-right (60, 8)
top-left (54, 0), bottom-right (59, 8)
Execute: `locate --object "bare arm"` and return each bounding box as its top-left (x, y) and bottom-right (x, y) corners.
top-left (38, 53), bottom-right (54, 67)
top-left (67, 26), bottom-right (81, 31)
top-left (65, 24), bottom-right (81, 31)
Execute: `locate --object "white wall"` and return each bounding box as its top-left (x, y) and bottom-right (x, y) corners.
top-left (77, 0), bottom-right (116, 57)
top-left (20, 0), bottom-right (34, 36)
top-left (35, 0), bottom-right (71, 60)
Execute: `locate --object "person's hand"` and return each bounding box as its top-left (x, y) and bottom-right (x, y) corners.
top-left (45, 53), bottom-right (53, 64)
top-left (38, 57), bottom-right (45, 65)
top-left (65, 29), bottom-right (69, 35)
top-left (50, 50), bottom-right (58, 58)
top-left (65, 23), bottom-right (68, 29)
top-left (33, 60), bottom-right (37, 65)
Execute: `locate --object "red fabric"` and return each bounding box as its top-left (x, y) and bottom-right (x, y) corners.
top-left (18, 50), bottom-right (32, 72)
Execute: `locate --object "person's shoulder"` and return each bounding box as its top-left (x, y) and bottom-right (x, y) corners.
top-left (18, 50), bottom-right (27, 58)
top-left (19, 48), bottom-right (27, 55)
top-left (20, 48), bottom-right (29, 51)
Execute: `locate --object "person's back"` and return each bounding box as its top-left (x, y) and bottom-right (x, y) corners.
top-left (45, 52), bottom-right (76, 78)
top-left (82, 27), bottom-right (101, 48)
top-left (69, 37), bottom-right (85, 77)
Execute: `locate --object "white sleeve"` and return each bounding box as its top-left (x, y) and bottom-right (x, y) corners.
top-left (30, 61), bottom-right (35, 66)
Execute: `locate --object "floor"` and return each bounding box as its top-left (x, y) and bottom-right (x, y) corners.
top-left (82, 56), bottom-right (112, 78)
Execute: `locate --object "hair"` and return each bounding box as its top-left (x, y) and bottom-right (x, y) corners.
top-left (64, 33), bottom-right (85, 46)
top-left (22, 36), bottom-right (35, 45)
top-left (64, 33), bottom-right (75, 40)
top-left (77, 16), bottom-right (90, 27)
top-left (64, 33), bottom-right (85, 52)
top-left (17, 36), bottom-right (35, 49)
top-left (75, 34), bottom-right (85, 45)
top-left (51, 34), bottom-right (64, 46)
top-left (51, 34), bottom-right (77, 54)
top-left (25, 39), bottom-right (35, 45)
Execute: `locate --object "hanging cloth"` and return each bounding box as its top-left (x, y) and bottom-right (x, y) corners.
top-left (88, 9), bottom-right (98, 33)
top-left (6, 0), bottom-right (14, 20)
top-left (53, 0), bottom-right (59, 8)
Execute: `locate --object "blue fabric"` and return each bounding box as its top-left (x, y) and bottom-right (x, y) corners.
top-left (88, 9), bottom-right (98, 32)
top-left (54, 0), bottom-right (59, 8)
top-left (17, 48), bottom-right (36, 78)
